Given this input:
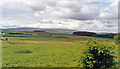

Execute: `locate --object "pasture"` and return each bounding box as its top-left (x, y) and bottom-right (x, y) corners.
top-left (1, 31), bottom-right (118, 67)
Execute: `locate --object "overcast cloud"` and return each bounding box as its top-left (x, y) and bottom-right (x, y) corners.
top-left (1, 0), bottom-right (119, 33)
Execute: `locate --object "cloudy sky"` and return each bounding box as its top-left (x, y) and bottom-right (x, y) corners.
top-left (0, 0), bottom-right (119, 33)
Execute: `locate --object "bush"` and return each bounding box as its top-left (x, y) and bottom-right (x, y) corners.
top-left (114, 33), bottom-right (120, 44)
top-left (81, 39), bottom-right (116, 69)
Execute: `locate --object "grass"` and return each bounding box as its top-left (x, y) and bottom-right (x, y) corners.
top-left (2, 40), bottom-right (85, 67)
top-left (1, 31), bottom-right (118, 67)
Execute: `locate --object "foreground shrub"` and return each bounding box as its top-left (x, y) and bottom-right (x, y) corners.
top-left (114, 33), bottom-right (120, 44)
top-left (82, 39), bottom-right (116, 69)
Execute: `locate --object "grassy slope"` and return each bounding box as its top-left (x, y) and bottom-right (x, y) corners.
top-left (1, 31), bottom-right (118, 67)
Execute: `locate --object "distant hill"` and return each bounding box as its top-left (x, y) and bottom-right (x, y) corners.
top-left (2, 27), bottom-right (77, 34)
top-left (2, 27), bottom-right (116, 38)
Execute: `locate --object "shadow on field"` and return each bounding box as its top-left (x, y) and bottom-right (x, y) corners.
top-left (15, 50), bottom-right (32, 54)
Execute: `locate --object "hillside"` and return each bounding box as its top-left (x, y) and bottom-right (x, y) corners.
top-left (2, 27), bottom-right (77, 34)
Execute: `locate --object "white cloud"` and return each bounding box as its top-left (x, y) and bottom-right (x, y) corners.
top-left (33, 2), bottom-right (99, 20)
top-left (1, 1), bottom-right (118, 33)
top-left (99, 2), bottom-right (118, 19)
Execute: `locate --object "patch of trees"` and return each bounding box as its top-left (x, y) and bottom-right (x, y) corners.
top-left (94, 33), bottom-right (116, 38)
top-left (9, 33), bottom-right (23, 35)
top-left (9, 32), bottom-right (32, 35)
top-left (73, 31), bottom-right (96, 36)
top-left (73, 31), bottom-right (116, 38)
top-left (33, 30), bottom-right (45, 32)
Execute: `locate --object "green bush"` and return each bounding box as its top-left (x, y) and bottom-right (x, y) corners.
top-left (81, 39), bottom-right (116, 69)
top-left (114, 33), bottom-right (120, 44)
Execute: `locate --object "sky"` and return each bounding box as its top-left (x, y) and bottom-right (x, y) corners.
top-left (0, 0), bottom-right (119, 33)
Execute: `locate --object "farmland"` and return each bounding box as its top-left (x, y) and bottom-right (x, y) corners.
top-left (1, 31), bottom-right (118, 67)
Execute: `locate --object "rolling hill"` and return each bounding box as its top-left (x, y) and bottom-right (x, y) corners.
top-left (2, 27), bottom-right (77, 34)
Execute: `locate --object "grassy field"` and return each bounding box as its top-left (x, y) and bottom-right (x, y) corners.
top-left (1, 31), bottom-right (118, 67)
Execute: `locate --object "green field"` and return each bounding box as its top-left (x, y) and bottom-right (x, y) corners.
top-left (1, 31), bottom-right (119, 67)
